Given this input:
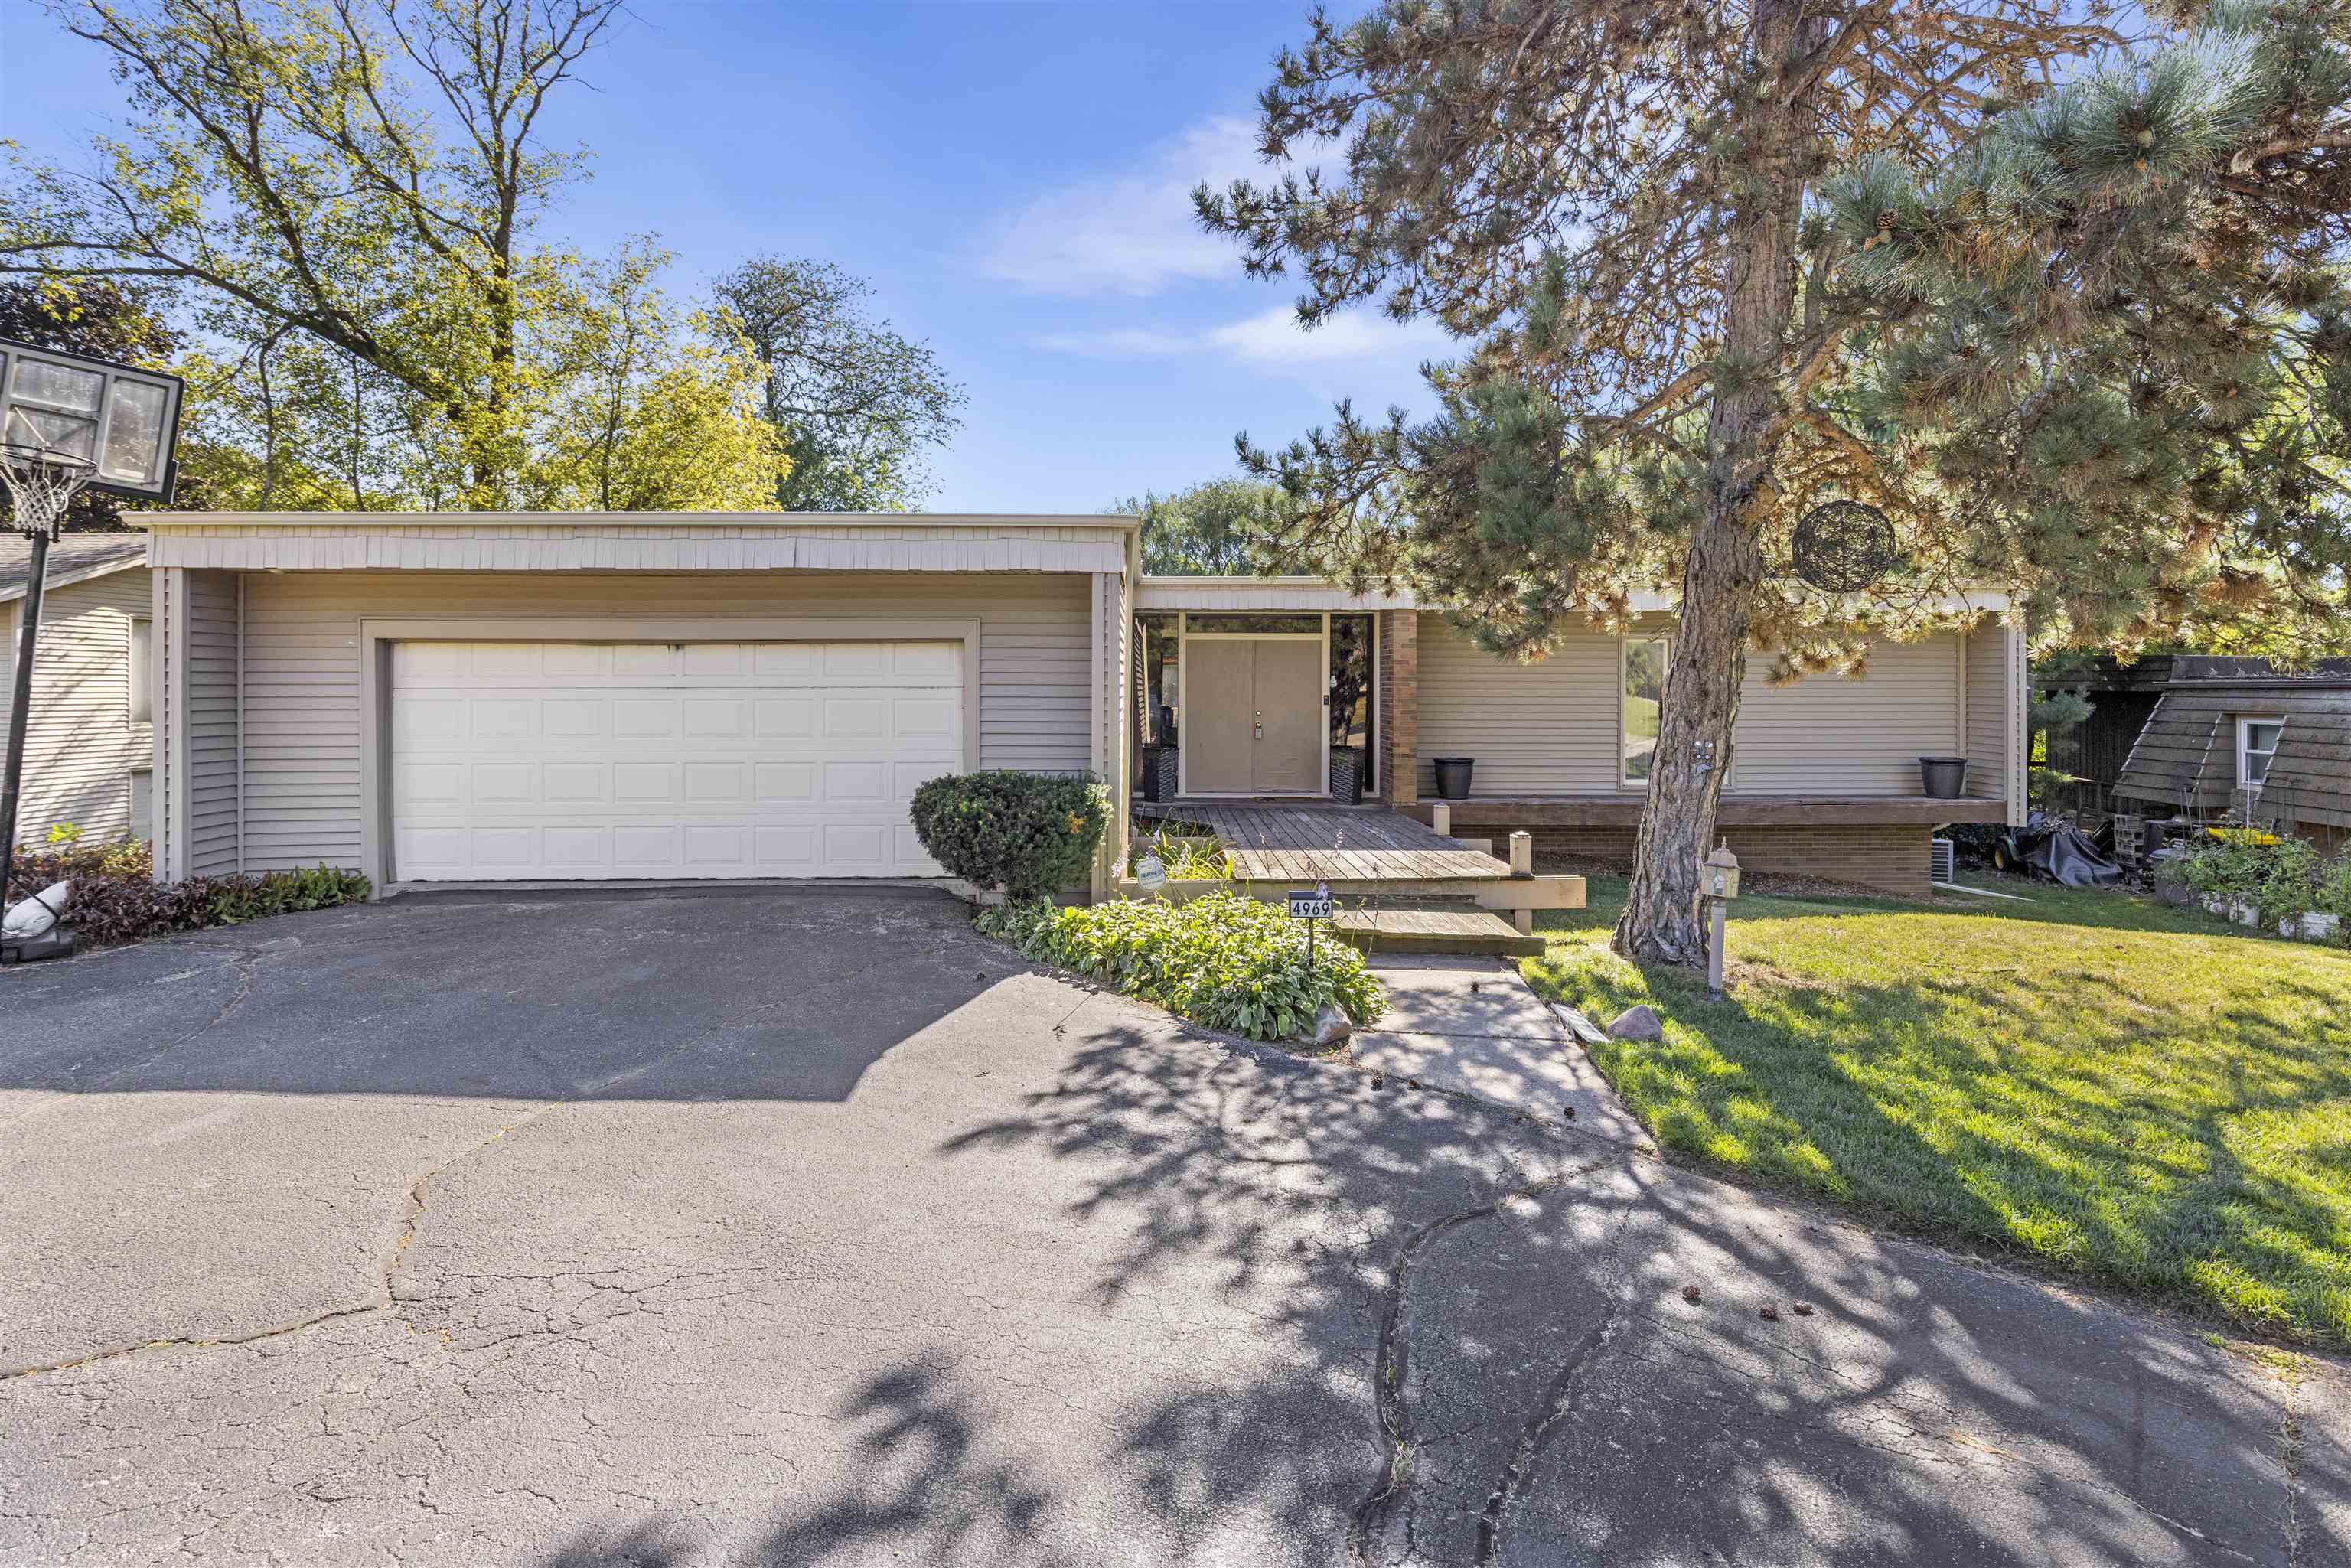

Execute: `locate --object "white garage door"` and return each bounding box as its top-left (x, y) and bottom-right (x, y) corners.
top-left (390, 641), bottom-right (963, 881)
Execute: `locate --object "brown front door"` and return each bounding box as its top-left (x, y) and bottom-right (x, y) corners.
top-left (1184, 638), bottom-right (1323, 794)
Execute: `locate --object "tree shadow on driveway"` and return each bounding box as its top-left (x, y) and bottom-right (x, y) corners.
top-left (536, 1019), bottom-right (2343, 1566)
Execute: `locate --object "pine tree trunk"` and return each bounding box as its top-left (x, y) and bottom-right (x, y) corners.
top-left (1613, 0), bottom-right (1815, 965)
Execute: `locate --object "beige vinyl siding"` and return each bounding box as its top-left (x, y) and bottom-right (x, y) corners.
top-left (1412, 613), bottom-right (1973, 798)
top-left (185, 571), bottom-right (241, 874)
top-left (2, 567), bottom-right (152, 844)
top-left (1963, 624), bottom-right (2014, 804)
top-left (1414, 613), bottom-right (1623, 795)
top-left (1733, 636), bottom-right (1964, 795)
top-left (238, 572), bottom-right (1092, 872)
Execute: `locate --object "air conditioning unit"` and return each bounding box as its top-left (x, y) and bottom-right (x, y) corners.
top-left (1929, 836), bottom-right (1956, 885)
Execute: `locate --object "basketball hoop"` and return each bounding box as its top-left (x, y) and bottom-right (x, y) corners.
top-left (0, 437), bottom-right (98, 542)
top-left (1, 340), bottom-right (184, 927)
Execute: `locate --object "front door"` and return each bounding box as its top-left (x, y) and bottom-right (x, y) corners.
top-left (1185, 638), bottom-right (1322, 794)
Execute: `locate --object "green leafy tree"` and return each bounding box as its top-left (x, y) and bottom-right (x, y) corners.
top-left (710, 257), bottom-right (966, 512)
top-left (2, 0), bottom-right (781, 513)
top-left (1117, 478), bottom-right (1297, 574)
top-left (1199, 0), bottom-right (2351, 964)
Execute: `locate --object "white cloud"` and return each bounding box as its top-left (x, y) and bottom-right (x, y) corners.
top-left (1035, 305), bottom-right (1453, 376)
top-left (983, 116), bottom-right (1272, 297)
top-left (1205, 305), bottom-right (1453, 367)
top-left (1033, 327), bottom-right (1195, 358)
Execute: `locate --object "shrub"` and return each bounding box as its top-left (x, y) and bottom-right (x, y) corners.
top-left (8, 836), bottom-right (370, 948)
top-left (978, 888), bottom-right (1384, 1042)
top-left (910, 771), bottom-right (1107, 901)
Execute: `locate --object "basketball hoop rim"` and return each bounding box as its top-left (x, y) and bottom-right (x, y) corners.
top-left (0, 440), bottom-right (98, 478)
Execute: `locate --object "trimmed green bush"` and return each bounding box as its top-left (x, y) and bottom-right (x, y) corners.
top-left (910, 771), bottom-right (1107, 901)
top-left (978, 889), bottom-right (1384, 1042)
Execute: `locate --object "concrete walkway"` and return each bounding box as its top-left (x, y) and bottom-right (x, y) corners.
top-left (1352, 956), bottom-right (1647, 1142)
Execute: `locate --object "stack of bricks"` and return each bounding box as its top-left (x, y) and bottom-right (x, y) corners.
top-left (1518, 822), bottom-right (1934, 898)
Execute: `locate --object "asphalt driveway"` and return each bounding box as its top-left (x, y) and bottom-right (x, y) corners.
top-left (2, 888), bottom-right (2343, 1566)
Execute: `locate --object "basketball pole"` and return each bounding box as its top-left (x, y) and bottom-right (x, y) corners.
top-left (0, 526), bottom-right (51, 908)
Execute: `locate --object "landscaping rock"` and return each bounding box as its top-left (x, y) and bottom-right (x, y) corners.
top-left (1606, 1003), bottom-right (1663, 1042)
top-left (1309, 1005), bottom-right (1353, 1048)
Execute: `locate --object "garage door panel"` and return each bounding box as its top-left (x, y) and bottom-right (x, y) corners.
top-left (542, 762), bottom-right (606, 804)
top-left (391, 641), bottom-right (964, 881)
top-left (543, 699), bottom-right (605, 739)
top-left (614, 763), bottom-right (677, 804)
top-left (683, 762), bottom-right (747, 802)
top-left (755, 762), bottom-right (815, 800)
top-left (470, 763), bottom-right (536, 804)
top-left (612, 699), bottom-right (675, 738)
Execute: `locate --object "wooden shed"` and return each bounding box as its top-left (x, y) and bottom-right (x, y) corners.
top-left (2113, 657), bottom-right (2351, 849)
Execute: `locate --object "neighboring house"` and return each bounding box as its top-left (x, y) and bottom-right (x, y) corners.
top-left (2111, 656), bottom-right (2351, 852)
top-left (2, 532), bottom-right (153, 847)
top-left (135, 512), bottom-right (2024, 901)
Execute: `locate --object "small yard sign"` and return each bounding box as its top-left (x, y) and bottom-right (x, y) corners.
top-left (1136, 852), bottom-right (1166, 891)
top-left (1289, 882), bottom-right (1334, 966)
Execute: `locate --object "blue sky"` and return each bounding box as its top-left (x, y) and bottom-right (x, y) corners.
top-left (1, 0), bottom-right (1455, 513)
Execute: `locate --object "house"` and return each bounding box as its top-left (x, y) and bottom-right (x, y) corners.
top-left (2, 532), bottom-right (153, 846)
top-left (131, 511), bottom-right (2024, 901)
top-left (2110, 656), bottom-right (2351, 852)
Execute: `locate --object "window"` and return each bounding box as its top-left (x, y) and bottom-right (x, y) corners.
top-left (2239, 716), bottom-right (2284, 787)
top-left (1181, 612), bottom-right (1322, 634)
top-left (129, 616), bottom-right (152, 725)
top-left (1622, 637), bottom-right (1668, 784)
top-left (1328, 614), bottom-right (1377, 789)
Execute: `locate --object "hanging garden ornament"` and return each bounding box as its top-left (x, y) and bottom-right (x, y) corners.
top-left (1790, 500), bottom-right (1898, 592)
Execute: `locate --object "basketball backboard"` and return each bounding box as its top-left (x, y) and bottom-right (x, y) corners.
top-left (0, 337), bottom-right (185, 502)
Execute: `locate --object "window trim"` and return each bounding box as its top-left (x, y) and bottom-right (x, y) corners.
top-left (1620, 634), bottom-right (1670, 789)
top-left (128, 614), bottom-right (153, 727)
top-left (2237, 715), bottom-right (2285, 787)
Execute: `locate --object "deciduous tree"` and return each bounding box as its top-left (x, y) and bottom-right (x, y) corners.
top-left (1118, 478), bottom-right (1298, 574)
top-left (711, 257), bottom-right (966, 512)
top-left (2, 0), bottom-right (780, 513)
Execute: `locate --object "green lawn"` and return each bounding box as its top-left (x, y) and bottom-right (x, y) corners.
top-left (1524, 875), bottom-right (2351, 1345)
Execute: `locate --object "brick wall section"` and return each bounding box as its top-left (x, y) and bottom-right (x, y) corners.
top-left (1380, 610), bottom-right (1418, 809)
top-left (1519, 822), bottom-right (1935, 897)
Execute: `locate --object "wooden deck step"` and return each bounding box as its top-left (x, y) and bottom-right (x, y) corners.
top-left (1228, 847), bottom-right (1513, 885)
top-left (1330, 908), bottom-right (1547, 958)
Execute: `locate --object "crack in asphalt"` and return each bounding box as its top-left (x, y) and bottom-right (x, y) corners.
top-left (1346, 1164), bottom-right (1611, 1566)
top-left (2, 938), bottom-right (937, 1384)
top-left (1474, 1205), bottom-right (1635, 1566)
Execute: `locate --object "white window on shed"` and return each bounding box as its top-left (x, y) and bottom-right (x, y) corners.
top-left (129, 616), bottom-right (153, 724)
top-left (2239, 716), bottom-right (2284, 786)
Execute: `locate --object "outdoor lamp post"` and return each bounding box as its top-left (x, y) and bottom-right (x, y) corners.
top-left (1703, 840), bottom-right (1740, 998)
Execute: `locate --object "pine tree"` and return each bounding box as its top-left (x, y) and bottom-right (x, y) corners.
top-left (1198, 0), bottom-right (2351, 964)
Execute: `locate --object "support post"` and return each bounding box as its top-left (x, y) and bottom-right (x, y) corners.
top-left (1430, 801), bottom-right (1451, 836)
top-left (1508, 830), bottom-right (1533, 875)
top-left (1707, 897), bottom-right (1727, 998)
top-left (0, 529), bottom-right (51, 907)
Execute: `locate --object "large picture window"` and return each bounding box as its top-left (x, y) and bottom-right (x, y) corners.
top-left (2239, 716), bottom-right (2284, 786)
top-left (1622, 637), bottom-right (1668, 784)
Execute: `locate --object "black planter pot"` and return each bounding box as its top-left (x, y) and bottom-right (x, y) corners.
top-left (1328, 746), bottom-right (1365, 805)
top-left (1919, 755), bottom-right (1969, 799)
top-left (1433, 756), bottom-right (1475, 800)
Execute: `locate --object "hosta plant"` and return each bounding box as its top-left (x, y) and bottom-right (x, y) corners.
top-left (979, 889), bottom-right (1384, 1042)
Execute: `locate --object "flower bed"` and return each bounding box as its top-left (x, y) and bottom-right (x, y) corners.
top-left (2177, 830), bottom-right (2351, 945)
top-left (6, 836), bottom-right (370, 948)
top-left (977, 889), bottom-right (1384, 1042)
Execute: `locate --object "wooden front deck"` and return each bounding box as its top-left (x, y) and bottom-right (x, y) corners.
top-left (1133, 800), bottom-right (1511, 884)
